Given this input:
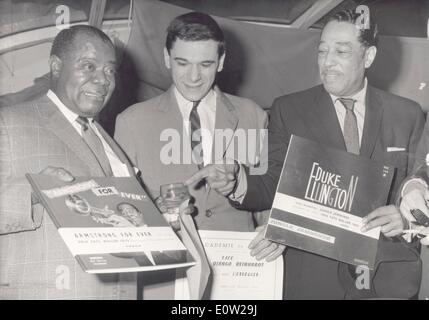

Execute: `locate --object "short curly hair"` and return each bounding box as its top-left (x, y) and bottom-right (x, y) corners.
top-left (50, 25), bottom-right (114, 60)
top-left (327, 8), bottom-right (378, 47)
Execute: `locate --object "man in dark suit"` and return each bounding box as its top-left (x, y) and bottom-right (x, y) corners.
top-left (188, 9), bottom-right (425, 299)
top-left (0, 25), bottom-right (141, 299)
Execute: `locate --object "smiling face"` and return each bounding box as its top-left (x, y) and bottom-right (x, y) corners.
top-left (164, 38), bottom-right (225, 102)
top-left (117, 203), bottom-right (143, 226)
top-left (318, 21), bottom-right (376, 97)
top-left (51, 35), bottom-right (117, 117)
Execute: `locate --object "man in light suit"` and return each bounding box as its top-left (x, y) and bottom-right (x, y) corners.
top-left (115, 12), bottom-right (284, 299)
top-left (0, 25), bottom-right (139, 299)
top-left (189, 9), bottom-right (425, 299)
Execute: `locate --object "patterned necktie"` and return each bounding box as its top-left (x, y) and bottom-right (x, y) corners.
top-left (76, 116), bottom-right (113, 176)
top-left (338, 98), bottom-right (359, 155)
top-left (189, 100), bottom-right (204, 168)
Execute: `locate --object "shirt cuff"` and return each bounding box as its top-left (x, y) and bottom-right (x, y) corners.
top-left (401, 177), bottom-right (428, 197)
top-left (228, 163), bottom-right (247, 204)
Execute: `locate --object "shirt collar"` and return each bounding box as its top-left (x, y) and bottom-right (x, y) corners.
top-left (329, 78), bottom-right (368, 105)
top-left (173, 87), bottom-right (216, 117)
top-left (46, 89), bottom-right (94, 124)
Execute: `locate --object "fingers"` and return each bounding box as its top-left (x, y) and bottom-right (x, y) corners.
top-left (155, 197), bottom-right (167, 214)
top-left (265, 244), bottom-right (286, 262)
top-left (362, 215), bottom-right (391, 232)
top-left (362, 205), bottom-right (404, 236)
top-left (250, 239), bottom-right (283, 261)
top-left (180, 203), bottom-right (194, 215)
top-left (249, 228), bottom-right (264, 249)
top-left (363, 205), bottom-right (395, 223)
top-left (185, 166), bottom-right (213, 186)
top-left (187, 164), bottom-right (237, 196)
top-left (248, 227), bottom-right (284, 261)
top-left (40, 166), bottom-right (74, 182)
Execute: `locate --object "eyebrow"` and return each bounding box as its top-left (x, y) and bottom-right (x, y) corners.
top-left (318, 41), bottom-right (352, 46)
top-left (335, 41), bottom-right (353, 47)
top-left (173, 57), bottom-right (216, 64)
top-left (76, 57), bottom-right (117, 65)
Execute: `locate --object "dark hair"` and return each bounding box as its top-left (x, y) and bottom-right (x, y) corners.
top-left (165, 11), bottom-right (225, 57)
top-left (50, 25), bottom-right (114, 60)
top-left (327, 9), bottom-right (378, 47)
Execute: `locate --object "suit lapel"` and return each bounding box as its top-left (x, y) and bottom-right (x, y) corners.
top-left (205, 87), bottom-right (239, 210)
top-left (305, 87), bottom-right (347, 150)
top-left (158, 86), bottom-right (199, 178)
top-left (211, 86), bottom-right (239, 162)
top-left (360, 85), bottom-right (383, 158)
top-left (94, 121), bottom-right (135, 176)
top-left (156, 86), bottom-right (187, 133)
top-left (38, 96), bottom-right (105, 176)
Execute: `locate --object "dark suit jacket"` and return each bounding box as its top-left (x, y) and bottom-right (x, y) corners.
top-left (0, 95), bottom-right (137, 299)
top-left (241, 84), bottom-right (425, 299)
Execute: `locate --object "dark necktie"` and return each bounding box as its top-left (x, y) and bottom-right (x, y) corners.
top-left (338, 98), bottom-right (359, 155)
top-left (189, 100), bottom-right (204, 168)
top-left (76, 116), bottom-right (113, 176)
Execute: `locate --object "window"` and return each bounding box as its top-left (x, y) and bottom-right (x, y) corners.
top-left (104, 0), bottom-right (131, 21)
top-left (0, 0), bottom-right (91, 38)
top-left (313, 0), bottom-right (429, 38)
top-left (159, 0), bottom-right (318, 24)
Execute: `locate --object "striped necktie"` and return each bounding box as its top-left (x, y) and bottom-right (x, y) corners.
top-left (189, 100), bottom-right (204, 168)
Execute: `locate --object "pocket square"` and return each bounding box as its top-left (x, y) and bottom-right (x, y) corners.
top-left (387, 147), bottom-right (406, 152)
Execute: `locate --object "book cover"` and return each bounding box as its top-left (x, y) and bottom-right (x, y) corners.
top-left (265, 135), bottom-right (394, 269)
top-left (26, 174), bottom-right (195, 274)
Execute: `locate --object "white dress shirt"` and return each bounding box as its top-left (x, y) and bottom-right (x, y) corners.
top-left (329, 78), bottom-right (368, 147)
top-left (174, 87), bottom-right (217, 167)
top-left (174, 88), bottom-right (247, 200)
top-left (47, 90), bottom-right (130, 177)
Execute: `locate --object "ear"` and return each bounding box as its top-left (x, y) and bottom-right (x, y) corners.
top-left (163, 47), bottom-right (171, 69)
top-left (217, 53), bottom-right (226, 72)
top-left (364, 46), bottom-right (377, 69)
top-left (49, 55), bottom-right (63, 78)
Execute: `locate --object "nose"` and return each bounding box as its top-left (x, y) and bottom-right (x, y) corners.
top-left (188, 64), bottom-right (201, 82)
top-left (92, 69), bottom-right (110, 86)
top-left (322, 50), bottom-right (336, 68)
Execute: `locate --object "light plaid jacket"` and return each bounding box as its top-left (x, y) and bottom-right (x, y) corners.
top-left (0, 95), bottom-right (137, 299)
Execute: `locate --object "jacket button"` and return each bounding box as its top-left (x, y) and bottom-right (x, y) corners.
top-left (205, 209), bottom-right (213, 217)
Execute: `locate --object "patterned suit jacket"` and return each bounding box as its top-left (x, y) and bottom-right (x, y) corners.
top-left (115, 85), bottom-right (268, 299)
top-left (0, 95), bottom-right (137, 299)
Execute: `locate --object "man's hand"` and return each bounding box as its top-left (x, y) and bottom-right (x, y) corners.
top-left (399, 188), bottom-right (429, 224)
top-left (248, 225), bottom-right (286, 262)
top-left (185, 161), bottom-right (239, 197)
top-left (40, 166), bottom-right (75, 182)
top-left (361, 205), bottom-right (406, 237)
top-left (155, 197), bottom-right (194, 231)
top-left (399, 188), bottom-right (429, 245)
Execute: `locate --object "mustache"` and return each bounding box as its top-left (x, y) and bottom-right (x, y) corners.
top-left (321, 70), bottom-right (343, 76)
